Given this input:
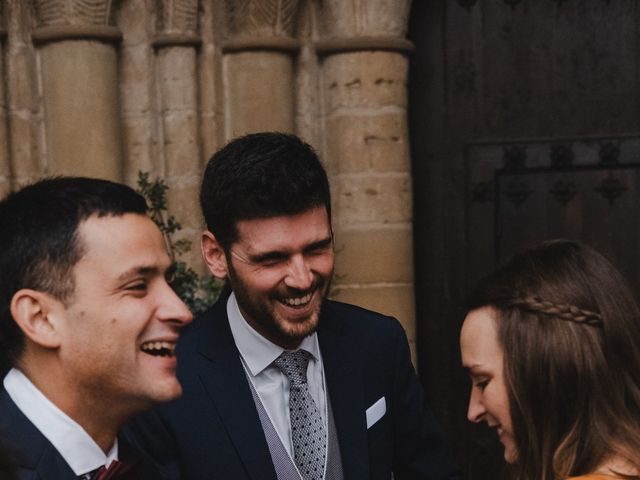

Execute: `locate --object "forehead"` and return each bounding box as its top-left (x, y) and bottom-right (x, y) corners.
top-left (234, 207), bottom-right (331, 252)
top-left (460, 307), bottom-right (503, 367)
top-left (74, 213), bottom-right (169, 274)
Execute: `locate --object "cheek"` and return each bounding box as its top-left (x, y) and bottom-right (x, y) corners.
top-left (250, 274), bottom-right (284, 293)
top-left (313, 255), bottom-right (334, 276)
top-left (491, 384), bottom-right (512, 425)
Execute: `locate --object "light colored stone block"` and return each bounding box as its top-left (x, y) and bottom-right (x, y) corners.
top-left (325, 113), bottom-right (409, 173)
top-left (332, 173), bottom-right (412, 225)
top-left (122, 114), bottom-right (158, 178)
top-left (117, 0), bottom-right (153, 45)
top-left (119, 44), bottom-right (154, 114)
top-left (6, 46), bottom-right (38, 111)
top-left (166, 179), bottom-right (202, 230)
top-left (8, 115), bottom-right (40, 178)
top-left (158, 48), bottom-right (198, 111)
top-left (319, 0), bottom-right (411, 38)
top-left (39, 40), bottom-right (122, 180)
top-left (163, 111), bottom-right (200, 177)
top-left (322, 52), bottom-right (408, 111)
top-left (224, 51), bottom-right (295, 138)
top-left (333, 227), bottom-right (414, 284)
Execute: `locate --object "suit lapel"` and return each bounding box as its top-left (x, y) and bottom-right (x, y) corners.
top-left (195, 300), bottom-right (277, 480)
top-left (0, 388), bottom-right (77, 479)
top-left (318, 302), bottom-right (369, 479)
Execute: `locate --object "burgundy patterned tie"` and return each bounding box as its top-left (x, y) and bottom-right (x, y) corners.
top-left (80, 460), bottom-right (129, 480)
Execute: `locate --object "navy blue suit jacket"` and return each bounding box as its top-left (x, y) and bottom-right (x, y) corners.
top-left (126, 297), bottom-right (460, 479)
top-left (0, 385), bottom-right (159, 480)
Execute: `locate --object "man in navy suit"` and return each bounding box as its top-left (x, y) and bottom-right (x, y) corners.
top-left (0, 177), bottom-right (192, 479)
top-left (127, 133), bottom-right (460, 479)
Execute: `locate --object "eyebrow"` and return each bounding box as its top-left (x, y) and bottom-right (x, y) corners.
top-left (305, 236), bottom-right (333, 251)
top-left (117, 265), bottom-right (162, 282)
top-left (463, 364), bottom-right (489, 376)
top-left (246, 234), bottom-right (333, 264)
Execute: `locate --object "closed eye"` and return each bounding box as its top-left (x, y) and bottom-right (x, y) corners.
top-left (125, 282), bottom-right (148, 292)
top-left (254, 253), bottom-right (288, 266)
top-left (474, 379), bottom-right (489, 391)
top-left (305, 239), bottom-right (333, 255)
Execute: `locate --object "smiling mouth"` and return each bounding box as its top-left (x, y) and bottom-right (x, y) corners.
top-left (279, 292), bottom-right (313, 307)
top-left (140, 341), bottom-right (176, 357)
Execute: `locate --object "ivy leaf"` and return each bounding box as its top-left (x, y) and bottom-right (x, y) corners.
top-left (137, 171), bottom-right (222, 314)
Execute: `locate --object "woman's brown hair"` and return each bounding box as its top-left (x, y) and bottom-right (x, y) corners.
top-left (467, 239), bottom-right (640, 480)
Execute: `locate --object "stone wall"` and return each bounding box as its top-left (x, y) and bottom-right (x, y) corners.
top-left (0, 0), bottom-right (417, 360)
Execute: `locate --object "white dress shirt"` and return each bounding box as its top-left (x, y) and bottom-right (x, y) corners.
top-left (3, 368), bottom-right (118, 476)
top-left (227, 293), bottom-right (328, 456)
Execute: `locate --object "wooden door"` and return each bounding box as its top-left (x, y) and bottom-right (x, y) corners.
top-left (408, 1), bottom-right (640, 478)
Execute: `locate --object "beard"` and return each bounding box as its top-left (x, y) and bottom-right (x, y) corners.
top-left (227, 261), bottom-right (332, 348)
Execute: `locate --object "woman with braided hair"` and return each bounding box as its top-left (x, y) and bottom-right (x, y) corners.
top-left (460, 239), bottom-right (640, 480)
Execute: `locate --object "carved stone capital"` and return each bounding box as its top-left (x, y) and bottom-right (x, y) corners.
top-left (318, 0), bottom-right (411, 44)
top-left (32, 0), bottom-right (122, 44)
top-left (223, 0), bottom-right (302, 53)
top-left (153, 0), bottom-right (201, 49)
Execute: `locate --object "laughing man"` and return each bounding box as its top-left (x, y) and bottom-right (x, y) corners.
top-left (0, 177), bottom-right (192, 479)
top-left (127, 133), bottom-right (460, 480)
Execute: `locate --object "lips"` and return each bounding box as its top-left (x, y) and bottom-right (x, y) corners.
top-left (279, 292), bottom-right (313, 307)
top-left (140, 340), bottom-right (177, 357)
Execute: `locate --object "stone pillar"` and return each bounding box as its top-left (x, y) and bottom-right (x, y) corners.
top-left (0, 7), bottom-right (10, 197)
top-left (317, 1), bottom-right (418, 359)
top-left (153, 0), bottom-right (203, 266)
top-left (6, 1), bottom-right (42, 189)
top-left (222, 0), bottom-right (302, 138)
top-left (32, 0), bottom-right (123, 180)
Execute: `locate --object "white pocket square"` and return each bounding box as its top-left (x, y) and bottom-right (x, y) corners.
top-left (366, 396), bottom-right (386, 429)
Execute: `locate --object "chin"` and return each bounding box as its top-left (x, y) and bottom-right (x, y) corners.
top-left (280, 315), bottom-right (319, 341)
top-left (147, 380), bottom-right (183, 404)
top-left (503, 446), bottom-right (518, 464)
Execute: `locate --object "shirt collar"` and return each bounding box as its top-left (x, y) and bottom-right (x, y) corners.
top-left (226, 292), bottom-right (321, 377)
top-left (3, 368), bottom-right (118, 475)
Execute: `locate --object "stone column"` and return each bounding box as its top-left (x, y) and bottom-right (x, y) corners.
top-left (222, 0), bottom-right (302, 138)
top-left (153, 0), bottom-right (203, 266)
top-left (0, 7), bottom-right (10, 196)
top-left (317, 1), bottom-right (418, 358)
top-left (32, 0), bottom-right (123, 180)
top-left (6, 1), bottom-right (42, 189)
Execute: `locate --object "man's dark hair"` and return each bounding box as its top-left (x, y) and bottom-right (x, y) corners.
top-left (200, 132), bottom-right (331, 250)
top-left (0, 177), bottom-right (148, 368)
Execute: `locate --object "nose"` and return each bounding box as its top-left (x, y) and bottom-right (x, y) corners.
top-left (467, 389), bottom-right (486, 423)
top-left (158, 281), bottom-right (193, 327)
top-left (284, 254), bottom-right (314, 291)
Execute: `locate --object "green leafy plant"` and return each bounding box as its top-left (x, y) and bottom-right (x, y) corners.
top-left (137, 172), bottom-right (222, 314)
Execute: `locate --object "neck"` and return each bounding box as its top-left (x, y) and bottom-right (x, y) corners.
top-left (18, 360), bottom-right (126, 454)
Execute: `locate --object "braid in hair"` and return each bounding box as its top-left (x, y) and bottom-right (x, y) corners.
top-left (508, 296), bottom-right (603, 328)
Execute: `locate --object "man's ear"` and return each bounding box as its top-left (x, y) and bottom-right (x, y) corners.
top-left (10, 289), bottom-right (62, 349)
top-left (201, 231), bottom-right (229, 279)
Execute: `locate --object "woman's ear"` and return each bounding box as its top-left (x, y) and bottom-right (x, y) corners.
top-left (10, 289), bottom-right (62, 349)
top-left (201, 231), bottom-right (229, 279)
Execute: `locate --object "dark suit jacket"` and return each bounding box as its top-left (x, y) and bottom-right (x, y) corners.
top-left (0, 385), bottom-right (160, 480)
top-left (126, 297), bottom-right (460, 480)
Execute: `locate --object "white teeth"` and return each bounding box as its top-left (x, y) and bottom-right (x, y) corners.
top-left (281, 293), bottom-right (312, 307)
top-left (140, 341), bottom-right (176, 356)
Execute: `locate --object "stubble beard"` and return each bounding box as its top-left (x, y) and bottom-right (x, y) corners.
top-left (228, 265), bottom-right (332, 348)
